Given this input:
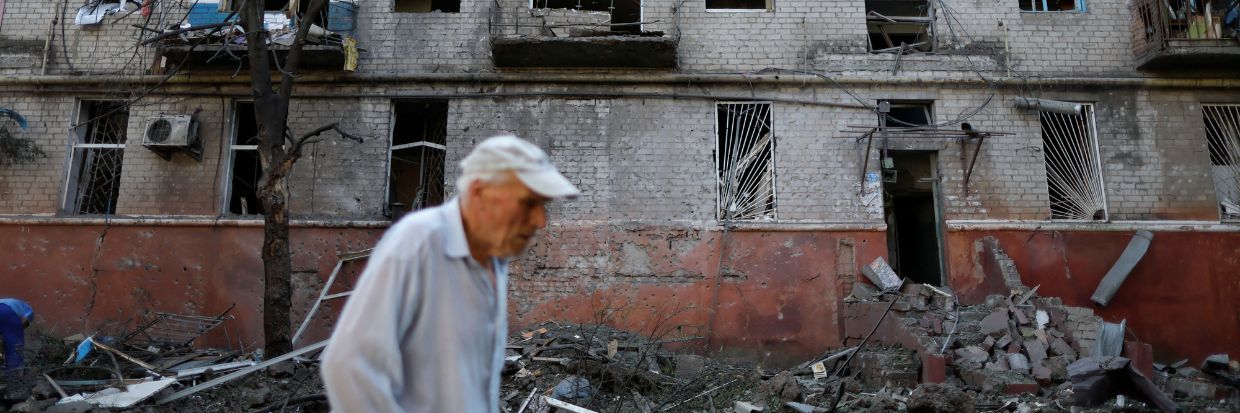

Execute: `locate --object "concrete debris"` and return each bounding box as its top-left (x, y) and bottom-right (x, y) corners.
top-left (552, 376), bottom-right (594, 400)
top-left (861, 256), bottom-right (902, 290)
top-left (732, 400), bottom-right (764, 413)
top-left (906, 383), bottom-right (975, 413)
top-left (1068, 356), bottom-right (1177, 413)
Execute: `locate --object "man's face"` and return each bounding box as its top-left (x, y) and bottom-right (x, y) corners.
top-left (470, 173), bottom-right (551, 258)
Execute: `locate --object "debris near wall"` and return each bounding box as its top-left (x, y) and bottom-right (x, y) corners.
top-left (0, 308), bottom-right (328, 413)
top-left (820, 243), bottom-right (1240, 412)
top-left (500, 322), bottom-right (762, 413)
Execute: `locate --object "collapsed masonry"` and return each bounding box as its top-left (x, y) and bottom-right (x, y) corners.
top-left (833, 236), bottom-right (1239, 411)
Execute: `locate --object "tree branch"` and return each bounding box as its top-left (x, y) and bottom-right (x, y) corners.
top-left (278, 0), bottom-right (330, 99)
top-left (290, 122), bottom-right (363, 154)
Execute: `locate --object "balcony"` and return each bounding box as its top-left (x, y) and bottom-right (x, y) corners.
top-left (488, 1), bottom-right (678, 68)
top-left (1131, 0), bottom-right (1240, 72)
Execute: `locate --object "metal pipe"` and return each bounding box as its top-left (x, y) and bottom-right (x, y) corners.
top-left (1013, 97), bottom-right (1083, 115)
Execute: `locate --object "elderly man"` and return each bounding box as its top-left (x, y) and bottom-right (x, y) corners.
top-left (322, 135), bottom-right (579, 412)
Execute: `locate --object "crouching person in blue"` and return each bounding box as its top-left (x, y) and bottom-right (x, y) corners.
top-left (0, 298), bottom-right (33, 375)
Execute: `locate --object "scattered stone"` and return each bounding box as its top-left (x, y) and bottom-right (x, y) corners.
top-left (552, 376), bottom-right (593, 400)
top-left (1008, 353), bottom-right (1030, 371)
top-left (852, 282), bottom-right (878, 301)
top-left (758, 371), bottom-right (801, 403)
top-left (265, 362), bottom-right (295, 379)
top-left (979, 311), bottom-right (1009, 336)
top-left (1044, 355), bottom-right (1074, 382)
top-left (1167, 377), bottom-right (1219, 399)
top-left (673, 354), bottom-right (708, 380)
top-left (1025, 339), bottom-right (1047, 365)
top-left (956, 346), bottom-right (989, 364)
top-left (1049, 337), bottom-right (1076, 359)
top-left (733, 401), bottom-right (764, 413)
top-left (906, 383), bottom-right (975, 413)
top-left (245, 386), bottom-right (271, 407)
top-left (995, 335), bottom-right (1013, 351)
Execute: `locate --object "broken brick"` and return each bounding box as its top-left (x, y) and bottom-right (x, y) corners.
top-left (1025, 339), bottom-right (1048, 366)
top-left (979, 311), bottom-right (1009, 336)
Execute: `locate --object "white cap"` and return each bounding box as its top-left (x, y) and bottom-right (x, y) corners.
top-left (460, 135), bottom-right (581, 199)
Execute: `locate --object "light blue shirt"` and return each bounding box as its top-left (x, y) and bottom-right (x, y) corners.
top-left (322, 197), bottom-right (508, 413)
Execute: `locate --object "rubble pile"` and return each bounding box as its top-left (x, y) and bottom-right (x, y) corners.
top-left (1, 310), bottom-right (327, 413)
top-left (500, 322), bottom-right (762, 413)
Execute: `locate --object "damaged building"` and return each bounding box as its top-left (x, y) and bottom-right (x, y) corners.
top-left (1, 0), bottom-right (1239, 400)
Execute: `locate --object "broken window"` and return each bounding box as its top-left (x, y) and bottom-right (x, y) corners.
top-left (226, 101), bottom-right (263, 215)
top-left (64, 100), bottom-right (128, 215)
top-left (716, 102), bottom-right (776, 221)
top-left (388, 101), bottom-right (448, 219)
top-left (879, 100), bottom-right (933, 128)
top-left (866, 0), bottom-right (933, 53)
top-left (1019, 0), bottom-right (1083, 12)
top-left (705, 0), bottom-right (773, 11)
top-left (221, 1), bottom-right (329, 27)
top-left (1041, 104), bottom-right (1107, 220)
top-left (531, 0), bottom-right (642, 32)
top-left (395, 0), bottom-right (460, 13)
top-left (1202, 105), bottom-right (1240, 220)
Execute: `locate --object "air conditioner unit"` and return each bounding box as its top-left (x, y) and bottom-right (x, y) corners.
top-left (142, 113), bottom-right (201, 161)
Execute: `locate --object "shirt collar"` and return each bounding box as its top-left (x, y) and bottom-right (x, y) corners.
top-left (442, 197), bottom-right (472, 259)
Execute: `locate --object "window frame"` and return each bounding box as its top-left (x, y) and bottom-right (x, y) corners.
top-left (705, 0), bottom-right (774, 13)
top-left (1040, 103), bottom-right (1109, 221)
top-left (714, 100), bottom-right (778, 222)
top-left (220, 100), bottom-right (263, 216)
top-left (385, 99), bottom-right (449, 219)
top-left (1018, 0), bottom-right (1087, 13)
top-left (62, 99), bottom-right (129, 215)
top-left (1201, 103), bottom-right (1240, 222)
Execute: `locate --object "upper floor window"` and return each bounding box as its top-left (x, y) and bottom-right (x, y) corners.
top-left (706, 0), bottom-right (773, 12)
top-left (866, 0), bottom-right (933, 53)
top-left (64, 100), bottom-right (129, 215)
top-left (395, 0), bottom-right (460, 13)
top-left (1020, 0), bottom-right (1084, 12)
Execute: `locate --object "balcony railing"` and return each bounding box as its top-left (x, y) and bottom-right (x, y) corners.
top-left (1131, 0), bottom-right (1240, 71)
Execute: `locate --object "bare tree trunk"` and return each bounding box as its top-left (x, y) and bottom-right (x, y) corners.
top-left (241, 0), bottom-right (332, 356)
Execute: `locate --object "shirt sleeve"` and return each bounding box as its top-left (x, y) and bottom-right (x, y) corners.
top-left (321, 250), bottom-right (417, 413)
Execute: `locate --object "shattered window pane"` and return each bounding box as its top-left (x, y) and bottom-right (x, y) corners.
top-left (1202, 105), bottom-right (1240, 220)
top-left (228, 101), bottom-right (264, 215)
top-left (388, 101), bottom-right (448, 219)
top-left (1019, 0), bottom-right (1081, 12)
top-left (866, 0), bottom-right (933, 53)
top-left (1041, 104), bottom-right (1107, 220)
top-left (716, 102), bottom-right (776, 221)
top-left (66, 100), bottom-right (128, 215)
top-left (881, 101), bottom-right (933, 128)
top-left (705, 0), bottom-right (773, 10)
top-left (395, 0), bottom-right (460, 13)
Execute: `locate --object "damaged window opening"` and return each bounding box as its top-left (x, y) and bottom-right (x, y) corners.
top-left (226, 101), bottom-right (263, 216)
top-left (395, 0), bottom-right (460, 13)
top-left (64, 100), bottom-right (128, 215)
top-left (880, 100), bottom-right (933, 128)
top-left (715, 102), bottom-right (776, 221)
top-left (866, 0), bottom-right (933, 53)
top-left (1041, 104), bottom-right (1107, 221)
top-left (705, 0), bottom-right (773, 11)
top-left (388, 101), bottom-right (448, 219)
top-left (531, 0), bottom-right (642, 33)
top-left (1202, 104), bottom-right (1240, 220)
top-left (1019, 0), bottom-right (1083, 12)
top-left (222, 1), bottom-right (330, 27)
